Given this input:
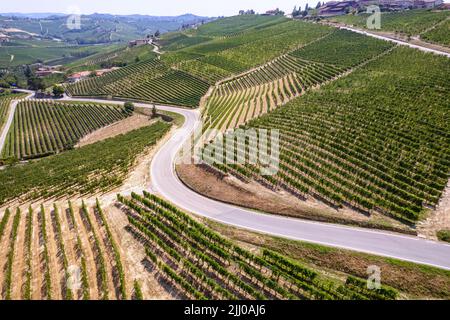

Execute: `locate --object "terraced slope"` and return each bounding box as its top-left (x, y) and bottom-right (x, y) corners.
top-left (1, 100), bottom-right (132, 161)
top-left (0, 92), bottom-right (26, 129)
top-left (327, 9), bottom-right (450, 37)
top-left (203, 47), bottom-right (450, 224)
top-left (203, 30), bottom-right (392, 134)
top-left (0, 121), bottom-right (171, 206)
top-left (65, 59), bottom-right (210, 108)
top-left (0, 200), bottom-right (129, 300)
top-left (117, 192), bottom-right (398, 300)
top-left (421, 18), bottom-right (450, 47)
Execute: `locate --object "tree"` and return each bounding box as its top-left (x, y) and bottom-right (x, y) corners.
top-left (124, 102), bottom-right (135, 113)
top-left (316, 2), bottom-right (322, 9)
top-left (154, 30), bottom-right (161, 38)
top-left (52, 86), bottom-right (65, 97)
top-left (27, 77), bottom-right (45, 91)
top-left (292, 6), bottom-right (298, 16)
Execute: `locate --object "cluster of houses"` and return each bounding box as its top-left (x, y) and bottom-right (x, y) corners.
top-left (128, 38), bottom-right (153, 47)
top-left (317, 0), bottom-right (445, 16)
top-left (66, 67), bottom-right (119, 83)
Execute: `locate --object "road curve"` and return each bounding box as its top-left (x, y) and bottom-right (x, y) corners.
top-left (6, 95), bottom-right (450, 270)
top-left (340, 26), bottom-right (450, 58)
top-left (0, 90), bottom-right (33, 154)
top-left (149, 104), bottom-right (450, 271)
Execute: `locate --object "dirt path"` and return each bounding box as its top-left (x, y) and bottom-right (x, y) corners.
top-left (71, 204), bottom-right (99, 300)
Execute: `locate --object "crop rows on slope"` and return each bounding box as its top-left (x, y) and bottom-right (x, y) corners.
top-left (0, 200), bottom-right (128, 300)
top-left (202, 47), bottom-right (450, 223)
top-left (291, 29), bottom-right (394, 69)
top-left (203, 55), bottom-right (344, 135)
top-left (1, 100), bottom-right (131, 161)
top-left (328, 9), bottom-right (450, 37)
top-left (117, 70), bottom-right (210, 108)
top-left (117, 192), bottom-right (398, 300)
top-left (162, 20), bottom-right (332, 76)
top-left (0, 92), bottom-right (26, 129)
top-left (0, 121), bottom-right (171, 206)
top-left (175, 59), bottom-right (233, 84)
top-left (421, 18), bottom-right (450, 47)
top-left (65, 58), bottom-right (210, 108)
top-left (65, 59), bottom-right (168, 97)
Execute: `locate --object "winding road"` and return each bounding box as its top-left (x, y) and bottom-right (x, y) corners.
top-left (2, 44), bottom-right (450, 271)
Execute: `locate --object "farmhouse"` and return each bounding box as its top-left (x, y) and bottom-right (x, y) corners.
top-left (0, 33), bottom-right (10, 43)
top-left (129, 38), bottom-right (152, 47)
top-left (67, 71), bottom-right (92, 83)
top-left (319, 1), bottom-right (359, 16)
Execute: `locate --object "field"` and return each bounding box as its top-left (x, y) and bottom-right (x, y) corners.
top-left (202, 47), bottom-right (450, 224)
top-left (1, 100), bottom-right (132, 161)
top-left (0, 44), bottom-right (119, 67)
top-left (65, 44), bottom-right (158, 73)
top-left (160, 19), bottom-right (333, 79)
top-left (327, 9), bottom-right (450, 37)
top-left (0, 121), bottom-right (171, 206)
top-left (202, 29), bottom-right (392, 135)
top-left (0, 91), bottom-right (26, 129)
top-left (65, 59), bottom-right (210, 108)
top-left (0, 200), bottom-right (131, 300)
top-left (421, 18), bottom-right (450, 47)
top-left (116, 192), bottom-right (398, 300)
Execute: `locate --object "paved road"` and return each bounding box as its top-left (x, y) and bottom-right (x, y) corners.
top-left (340, 26), bottom-right (450, 58)
top-left (5, 95), bottom-right (449, 270)
top-left (0, 90), bottom-right (33, 154)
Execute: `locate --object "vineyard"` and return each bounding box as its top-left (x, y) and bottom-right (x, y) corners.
top-left (65, 59), bottom-right (210, 108)
top-left (421, 18), bottom-right (450, 47)
top-left (116, 192), bottom-right (398, 300)
top-left (0, 91), bottom-right (26, 130)
top-left (0, 200), bottom-right (132, 300)
top-left (202, 29), bottom-right (391, 135)
top-left (0, 121), bottom-right (171, 206)
top-left (203, 56), bottom-right (344, 134)
top-left (202, 47), bottom-right (450, 224)
top-left (290, 29), bottom-right (394, 69)
top-left (327, 9), bottom-right (450, 37)
top-left (1, 100), bottom-right (132, 161)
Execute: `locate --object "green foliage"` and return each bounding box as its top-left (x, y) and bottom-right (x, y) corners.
top-left (0, 121), bottom-right (171, 205)
top-left (291, 29), bottom-right (393, 68)
top-left (422, 19), bottom-right (450, 47)
top-left (205, 47), bottom-right (450, 223)
top-left (117, 193), bottom-right (399, 300)
top-left (1, 100), bottom-right (131, 160)
top-left (437, 230), bottom-right (450, 243)
top-left (328, 9), bottom-right (450, 36)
